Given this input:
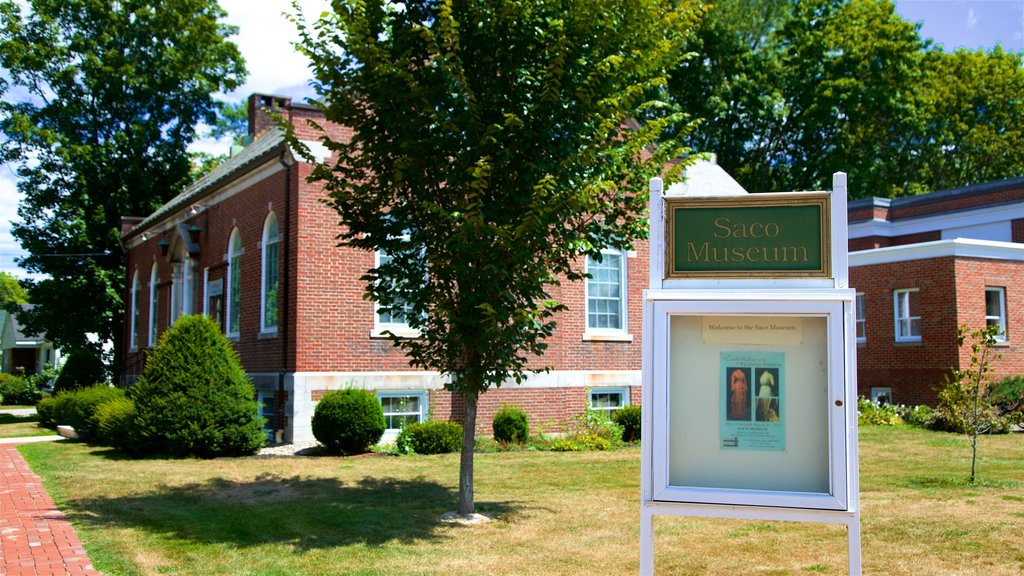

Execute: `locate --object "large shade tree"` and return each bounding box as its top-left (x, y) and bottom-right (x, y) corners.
top-left (0, 0), bottom-right (246, 370)
top-left (292, 0), bottom-right (702, 514)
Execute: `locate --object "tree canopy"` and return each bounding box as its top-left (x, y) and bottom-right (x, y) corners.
top-left (292, 0), bottom-right (701, 514)
top-left (670, 0), bottom-right (1024, 197)
top-left (0, 272), bottom-right (28, 310)
top-left (0, 0), bottom-right (247, 365)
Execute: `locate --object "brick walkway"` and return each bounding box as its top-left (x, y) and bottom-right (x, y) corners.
top-left (0, 444), bottom-right (101, 575)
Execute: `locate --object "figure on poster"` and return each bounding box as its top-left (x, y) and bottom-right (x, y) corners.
top-left (727, 367), bottom-right (751, 421)
top-left (756, 368), bottom-right (780, 422)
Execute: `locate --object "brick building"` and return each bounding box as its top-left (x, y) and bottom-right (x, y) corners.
top-left (121, 94), bottom-right (667, 443)
top-left (848, 177), bottom-right (1024, 405)
top-left (122, 93), bottom-right (1024, 442)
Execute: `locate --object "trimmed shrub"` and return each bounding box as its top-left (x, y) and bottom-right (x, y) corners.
top-left (55, 349), bottom-right (107, 393)
top-left (897, 404), bottom-right (936, 428)
top-left (95, 397), bottom-right (138, 452)
top-left (312, 389), bottom-right (386, 455)
top-left (396, 421), bottom-right (463, 455)
top-left (612, 404), bottom-right (641, 442)
top-left (36, 396), bottom-right (58, 428)
top-left (492, 404), bottom-right (529, 444)
top-left (69, 386), bottom-right (125, 438)
top-left (0, 373), bottom-right (40, 405)
top-left (131, 314), bottom-right (266, 457)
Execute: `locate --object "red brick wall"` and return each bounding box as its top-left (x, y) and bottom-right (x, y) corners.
top-left (951, 258), bottom-right (1024, 381)
top-left (851, 257), bottom-right (960, 405)
top-left (1013, 219), bottom-right (1024, 243)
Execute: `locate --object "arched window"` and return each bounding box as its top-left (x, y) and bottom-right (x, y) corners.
top-left (261, 213), bottom-right (280, 332)
top-left (227, 229), bottom-right (242, 336)
top-left (130, 270), bottom-right (141, 350)
top-left (148, 263), bottom-right (159, 346)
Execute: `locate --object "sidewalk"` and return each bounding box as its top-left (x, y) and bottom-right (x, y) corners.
top-left (0, 442), bottom-right (101, 575)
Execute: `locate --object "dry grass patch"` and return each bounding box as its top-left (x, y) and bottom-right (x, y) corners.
top-left (17, 426), bottom-right (1024, 575)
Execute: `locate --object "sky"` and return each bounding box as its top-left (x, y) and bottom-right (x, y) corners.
top-left (0, 0), bottom-right (1022, 278)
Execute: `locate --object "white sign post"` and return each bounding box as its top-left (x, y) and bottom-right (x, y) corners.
top-left (640, 173), bottom-right (862, 575)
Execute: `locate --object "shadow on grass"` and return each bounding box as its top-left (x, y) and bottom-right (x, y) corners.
top-left (899, 476), bottom-right (1023, 490)
top-left (0, 413), bottom-right (39, 424)
top-left (62, 472), bottom-right (527, 551)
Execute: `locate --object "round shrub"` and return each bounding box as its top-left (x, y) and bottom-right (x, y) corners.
top-left (395, 421), bottom-right (462, 455)
top-left (95, 397), bottom-right (138, 452)
top-left (69, 385), bottom-right (126, 439)
top-left (0, 373), bottom-right (40, 405)
top-left (312, 389), bottom-right (386, 455)
top-left (492, 404), bottom-right (529, 444)
top-left (611, 404), bottom-right (641, 442)
top-left (131, 314), bottom-right (266, 457)
top-left (55, 349), bottom-right (107, 393)
top-left (36, 396), bottom-right (58, 428)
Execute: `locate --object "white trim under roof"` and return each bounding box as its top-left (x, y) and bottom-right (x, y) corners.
top-left (848, 202), bottom-right (1024, 239)
top-left (849, 238), bottom-right (1024, 267)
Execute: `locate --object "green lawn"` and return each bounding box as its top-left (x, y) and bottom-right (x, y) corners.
top-left (0, 412), bottom-right (55, 438)
top-left (15, 427), bottom-right (1024, 576)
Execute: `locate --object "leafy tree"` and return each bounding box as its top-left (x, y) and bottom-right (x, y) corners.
top-left (0, 272), bottom-right (28, 309)
top-left (0, 0), bottom-right (246, 371)
top-left (670, 0), bottom-right (1023, 197)
top-left (291, 0), bottom-right (700, 515)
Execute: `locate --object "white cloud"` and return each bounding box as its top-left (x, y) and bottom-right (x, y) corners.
top-left (966, 7), bottom-right (979, 29)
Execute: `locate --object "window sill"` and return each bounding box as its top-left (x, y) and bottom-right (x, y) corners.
top-left (583, 331), bottom-right (634, 343)
top-left (258, 330), bottom-right (279, 340)
top-left (894, 339), bottom-right (922, 347)
top-left (993, 340), bottom-right (1011, 348)
top-left (371, 327), bottom-right (421, 339)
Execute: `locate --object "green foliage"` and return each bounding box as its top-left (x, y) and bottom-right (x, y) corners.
top-left (55, 348), bottom-right (108, 393)
top-left (933, 325), bottom-right (1004, 483)
top-left (549, 438), bottom-right (583, 452)
top-left (290, 0), bottom-right (702, 514)
top-left (611, 404), bottom-right (642, 442)
top-left (311, 389), bottom-right (386, 455)
top-left (0, 373), bottom-right (40, 405)
top-left (669, 0), bottom-right (1024, 197)
top-left (36, 396), bottom-right (58, 428)
top-left (94, 397), bottom-right (138, 453)
top-left (857, 398), bottom-right (903, 426)
top-left (567, 407), bottom-right (624, 444)
top-left (492, 405), bottom-right (529, 444)
top-left (896, 404), bottom-right (936, 429)
top-left (0, 272), bottom-right (28, 308)
top-left (396, 421), bottom-right (463, 455)
top-left (0, 0), bottom-right (246, 368)
top-left (131, 315), bottom-right (265, 458)
top-left (42, 385), bottom-right (125, 439)
top-left (987, 375), bottom-right (1024, 427)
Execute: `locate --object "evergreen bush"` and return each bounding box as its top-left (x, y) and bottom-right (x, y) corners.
top-left (395, 421), bottom-right (462, 455)
top-left (0, 373), bottom-right (40, 405)
top-left (54, 349), bottom-right (107, 393)
top-left (36, 396), bottom-right (58, 428)
top-left (311, 389), bottom-right (385, 454)
top-left (612, 404), bottom-right (641, 442)
top-left (69, 386), bottom-right (125, 438)
top-left (95, 397), bottom-right (138, 452)
top-left (492, 404), bottom-right (529, 444)
top-left (131, 314), bottom-right (265, 457)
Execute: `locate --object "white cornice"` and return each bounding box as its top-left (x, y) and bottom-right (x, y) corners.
top-left (849, 238), bottom-right (1024, 267)
top-left (849, 202), bottom-right (1024, 239)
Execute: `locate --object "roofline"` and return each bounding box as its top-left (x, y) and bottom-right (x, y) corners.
top-left (848, 175), bottom-right (1024, 216)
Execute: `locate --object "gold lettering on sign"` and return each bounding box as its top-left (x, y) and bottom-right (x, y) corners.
top-left (685, 242), bottom-right (809, 263)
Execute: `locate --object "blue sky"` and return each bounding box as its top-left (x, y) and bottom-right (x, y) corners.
top-left (0, 0), bottom-right (1021, 278)
top-left (895, 0), bottom-right (1024, 52)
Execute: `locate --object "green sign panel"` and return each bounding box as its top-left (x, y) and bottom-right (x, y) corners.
top-left (667, 194), bottom-right (830, 278)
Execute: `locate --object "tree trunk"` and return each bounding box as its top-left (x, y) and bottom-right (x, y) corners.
top-left (458, 389), bottom-right (479, 516)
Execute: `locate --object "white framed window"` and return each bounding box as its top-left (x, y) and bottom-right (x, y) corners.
top-left (226, 229), bottom-right (242, 337)
top-left (893, 288), bottom-right (921, 342)
top-left (589, 387), bottom-right (629, 417)
top-left (148, 264), bottom-right (159, 347)
top-left (378, 391), bottom-right (428, 431)
top-left (585, 249), bottom-right (629, 339)
top-left (870, 387), bottom-right (892, 405)
top-left (855, 292), bottom-right (866, 344)
top-left (261, 213), bottom-right (280, 333)
top-left (985, 287), bottom-right (1007, 341)
top-left (373, 249), bottom-right (419, 337)
top-left (130, 270), bottom-right (141, 350)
